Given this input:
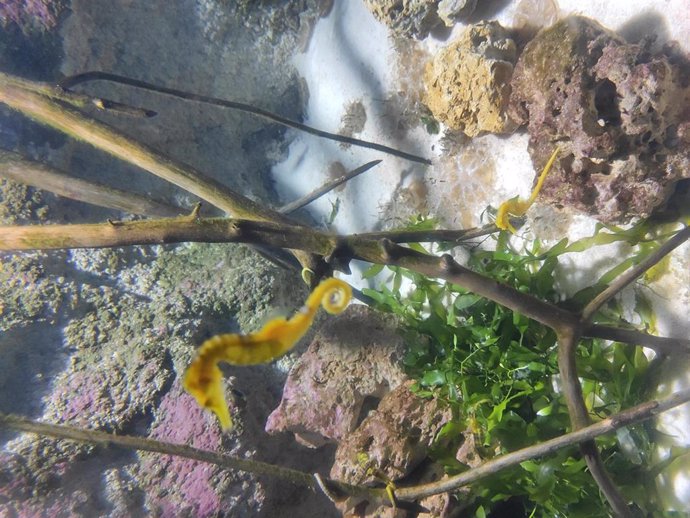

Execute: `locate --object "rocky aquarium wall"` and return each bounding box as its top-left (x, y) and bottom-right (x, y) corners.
top-left (1, 1), bottom-right (689, 517)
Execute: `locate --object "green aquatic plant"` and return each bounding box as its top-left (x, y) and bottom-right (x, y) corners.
top-left (362, 218), bottom-right (679, 516)
top-left (1, 70), bottom-right (689, 517)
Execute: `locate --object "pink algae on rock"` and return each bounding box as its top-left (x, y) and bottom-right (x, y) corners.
top-left (0, 0), bottom-right (67, 31)
top-left (265, 305), bottom-right (408, 447)
top-left (137, 382), bottom-right (240, 518)
top-left (509, 16), bottom-right (690, 222)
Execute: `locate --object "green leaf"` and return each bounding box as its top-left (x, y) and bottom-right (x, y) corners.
top-left (361, 263), bottom-right (384, 280)
top-left (421, 370), bottom-right (446, 387)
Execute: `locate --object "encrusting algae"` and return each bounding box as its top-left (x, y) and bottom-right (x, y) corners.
top-left (183, 277), bottom-right (352, 430)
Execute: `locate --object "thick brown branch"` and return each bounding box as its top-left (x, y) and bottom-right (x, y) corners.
top-left (0, 217), bottom-right (331, 253)
top-left (0, 216), bottom-right (577, 331)
top-left (3, 216), bottom-right (683, 355)
top-left (585, 324), bottom-right (690, 355)
top-left (557, 329), bottom-right (633, 517)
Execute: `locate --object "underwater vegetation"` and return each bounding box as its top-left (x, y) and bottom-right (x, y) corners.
top-left (0, 1), bottom-right (689, 517)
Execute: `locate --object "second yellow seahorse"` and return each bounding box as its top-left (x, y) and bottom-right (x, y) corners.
top-left (496, 146), bottom-right (560, 233)
top-left (183, 277), bottom-right (352, 430)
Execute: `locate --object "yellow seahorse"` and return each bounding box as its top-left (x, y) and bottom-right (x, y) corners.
top-left (182, 277), bottom-right (352, 430)
top-left (496, 146), bottom-right (560, 233)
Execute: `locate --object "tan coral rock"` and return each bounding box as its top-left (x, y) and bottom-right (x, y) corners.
top-left (424, 21), bottom-right (517, 137)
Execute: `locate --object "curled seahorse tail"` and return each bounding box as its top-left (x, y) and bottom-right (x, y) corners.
top-left (307, 277), bottom-right (352, 314)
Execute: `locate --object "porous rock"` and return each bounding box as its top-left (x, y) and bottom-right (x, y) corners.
top-left (438, 0), bottom-right (478, 27)
top-left (330, 381), bottom-right (457, 517)
top-left (424, 21), bottom-right (517, 137)
top-left (265, 304), bottom-right (408, 447)
top-left (330, 381), bottom-right (450, 486)
top-left (363, 0), bottom-right (476, 39)
top-left (509, 16), bottom-right (690, 222)
top-left (364, 0), bottom-right (441, 40)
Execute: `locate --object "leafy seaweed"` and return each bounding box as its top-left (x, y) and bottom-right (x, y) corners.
top-left (362, 220), bottom-right (675, 517)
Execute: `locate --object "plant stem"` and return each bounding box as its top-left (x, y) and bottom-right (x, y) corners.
top-left (557, 329), bottom-right (633, 517)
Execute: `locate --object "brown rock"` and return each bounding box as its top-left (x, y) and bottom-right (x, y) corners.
top-left (509, 16), bottom-right (690, 222)
top-left (363, 0), bottom-right (442, 39)
top-left (331, 381), bottom-right (471, 517)
top-left (330, 381), bottom-right (451, 486)
top-left (424, 21), bottom-right (517, 137)
top-left (265, 305), bottom-right (408, 447)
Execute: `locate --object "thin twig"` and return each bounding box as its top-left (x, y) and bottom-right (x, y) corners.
top-left (353, 223), bottom-right (497, 244)
top-left (6, 73), bottom-right (154, 117)
top-left (582, 225), bottom-right (690, 322)
top-left (394, 387), bottom-right (690, 501)
top-left (59, 71), bottom-right (432, 166)
top-left (279, 160), bottom-right (382, 214)
top-left (0, 150), bottom-right (181, 218)
top-left (557, 329), bottom-right (633, 517)
top-left (0, 412), bottom-right (381, 503)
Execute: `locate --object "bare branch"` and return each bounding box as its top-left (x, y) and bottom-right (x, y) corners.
top-left (0, 71), bottom-right (324, 275)
top-left (60, 71), bottom-right (432, 166)
top-left (0, 216), bottom-right (577, 331)
top-left (0, 150), bottom-right (181, 218)
top-left (279, 160), bottom-right (382, 214)
top-left (0, 412), bottom-right (381, 503)
top-left (557, 329), bottom-right (633, 517)
top-left (2, 216), bottom-right (682, 355)
top-left (3, 387), bottom-right (689, 510)
top-left (394, 387), bottom-right (690, 501)
top-left (0, 72), bottom-right (283, 223)
top-left (585, 323), bottom-right (690, 355)
top-left (583, 225), bottom-right (690, 322)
